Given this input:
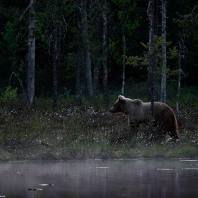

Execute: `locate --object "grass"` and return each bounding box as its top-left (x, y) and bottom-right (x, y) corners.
top-left (0, 84), bottom-right (198, 160)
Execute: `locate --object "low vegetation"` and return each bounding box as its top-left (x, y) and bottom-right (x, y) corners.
top-left (0, 83), bottom-right (198, 160)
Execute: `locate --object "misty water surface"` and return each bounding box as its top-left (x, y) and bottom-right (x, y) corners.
top-left (0, 159), bottom-right (198, 197)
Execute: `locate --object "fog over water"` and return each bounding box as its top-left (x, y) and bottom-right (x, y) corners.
top-left (0, 159), bottom-right (198, 197)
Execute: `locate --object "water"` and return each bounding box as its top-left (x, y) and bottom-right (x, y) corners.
top-left (0, 159), bottom-right (198, 197)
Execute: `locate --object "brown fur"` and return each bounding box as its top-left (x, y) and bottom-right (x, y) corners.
top-left (109, 95), bottom-right (179, 142)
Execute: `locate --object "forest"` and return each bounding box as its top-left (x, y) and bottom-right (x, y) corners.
top-left (0, 0), bottom-right (197, 105)
top-left (0, 0), bottom-right (198, 159)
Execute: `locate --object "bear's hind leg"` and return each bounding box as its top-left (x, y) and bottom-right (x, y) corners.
top-left (168, 130), bottom-right (180, 143)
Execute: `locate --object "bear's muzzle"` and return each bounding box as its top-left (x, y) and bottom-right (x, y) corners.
top-left (109, 107), bottom-right (115, 113)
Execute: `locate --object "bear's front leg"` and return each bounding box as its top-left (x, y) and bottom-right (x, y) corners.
top-left (129, 121), bottom-right (141, 137)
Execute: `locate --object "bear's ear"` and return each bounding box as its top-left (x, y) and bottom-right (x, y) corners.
top-left (118, 95), bottom-right (125, 102)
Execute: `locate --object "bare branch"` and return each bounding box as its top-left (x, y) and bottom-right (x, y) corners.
top-left (19, 4), bottom-right (31, 21)
top-left (9, 72), bottom-right (28, 105)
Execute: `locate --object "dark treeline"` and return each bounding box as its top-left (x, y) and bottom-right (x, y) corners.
top-left (0, 0), bottom-right (198, 105)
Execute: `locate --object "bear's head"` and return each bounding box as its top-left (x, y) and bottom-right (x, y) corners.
top-left (109, 95), bottom-right (142, 115)
top-left (109, 95), bottom-right (129, 114)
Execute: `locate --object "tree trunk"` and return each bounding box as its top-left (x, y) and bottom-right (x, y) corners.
top-left (52, 0), bottom-right (61, 107)
top-left (81, 0), bottom-right (93, 98)
top-left (76, 2), bottom-right (82, 104)
top-left (176, 41), bottom-right (182, 118)
top-left (93, 0), bottom-right (100, 99)
top-left (147, 0), bottom-right (155, 120)
top-left (161, 0), bottom-right (166, 103)
top-left (121, 35), bottom-right (126, 95)
top-left (76, 43), bottom-right (83, 105)
top-left (27, 0), bottom-right (35, 106)
top-left (154, 0), bottom-right (159, 35)
top-left (103, 0), bottom-right (109, 105)
top-left (52, 39), bottom-right (59, 107)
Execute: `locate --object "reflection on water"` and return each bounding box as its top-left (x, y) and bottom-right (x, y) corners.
top-left (0, 159), bottom-right (198, 197)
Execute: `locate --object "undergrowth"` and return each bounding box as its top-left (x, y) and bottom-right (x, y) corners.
top-left (0, 84), bottom-right (198, 160)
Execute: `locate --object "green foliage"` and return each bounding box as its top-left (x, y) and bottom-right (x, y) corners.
top-left (0, 86), bottom-right (18, 102)
top-left (2, 21), bottom-right (19, 53)
top-left (59, 87), bottom-right (71, 99)
top-left (174, 14), bottom-right (198, 42)
top-left (172, 3), bottom-right (198, 86)
top-left (1, 19), bottom-right (26, 73)
top-left (126, 36), bottom-right (174, 66)
top-left (108, 0), bottom-right (140, 66)
top-left (125, 35), bottom-right (180, 85)
top-left (169, 46), bottom-right (179, 59)
top-left (0, 0), bottom-right (198, 101)
top-left (125, 54), bottom-right (148, 66)
top-left (35, 0), bottom-right (77, 48)
top-left (180, 86), bottom-right (198, 104)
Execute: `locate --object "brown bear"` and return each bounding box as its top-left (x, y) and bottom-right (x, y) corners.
top-left (109, 95), bottom-right (179, 142)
